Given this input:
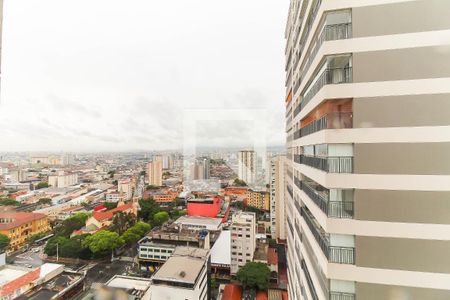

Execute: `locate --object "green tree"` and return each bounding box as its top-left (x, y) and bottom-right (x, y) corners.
top-left (138, 199), bottom-right (161, 222)
top-left (146, 185), bottom-right (160, 190)
top-left (233, 178), bottom-right (247, 187)
top-left (153, 211), bottom-right (169, 226)
top-left (27, 232), bottom-right (47, 244)
top-left (54, 212), bottom-right (89, 237)
top-left (0, 199), bottom-right (20, 206)
top-left (236, 262), bottom-right (271, 290)
top-left (36, 182), bottom-right (50, 189)
top-left (82, 230), bottom-right (124, 256)
top-left (0, 234), bottom-right (10, 252)
top-left (110, 211), bottom-right (135, 235)
top-left (38, 198), bottom-right (52, 205)
top-left (44, 236), bottom-right (69, 256)
top-left (122, 222), bottom-right (150, 244)
top-left (108, 170), bottom-right (116, 178)
top-left (104, 202), bottom-right (118, 210)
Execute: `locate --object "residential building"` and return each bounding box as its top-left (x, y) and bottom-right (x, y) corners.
top-left (149, 246), bottom-right (210, 300)
top-left (155, 154), bottom-right (173, 170)
top-left (148, 160), bottom-right (163, 187)
top-left (238, 150), bottom-right (257, 185)
top-left (190, 157), bottom-right (211, 180)
top-left (47, 171), bottom-right (78, 188)
top-left (118, 178), bottom-right (134, 200)
top-left (246, 189), bottom-right (270, 211)
top-left (138, 237), bottom-right (176, 264)
top-left (270, 155), bottom-right (287, 241)
top-left (230, 212), bottom-right (256, 275)
top-left (0, 212), bottom-right (50, 251)
top-left (105, 191), bottom-right (121, 203)
top-left (284, 1), bottom-right (450, 299)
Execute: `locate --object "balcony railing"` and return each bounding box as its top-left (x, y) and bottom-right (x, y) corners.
top-left (330, 292), bottom-right (356, 300)
top-left (297, 112), bottom-right (353, 138)
top-left (301, 206), bottom-right (330, 259)
top-left (329, 246), bottom-right (355, 265)
top-left (301, 66), bottom-right (353, 111)
top-left (300, 181), bottom-right (354, 219)
top-left (300, 23), bottom-right (352, 84)
top-left (301, 207), bottom-right (355, 264)
top-left (287, 185), bottom-right (293, 198)
top-left (294, 176), bottom-right (302, 190)
top-left (294, 154), bottom-right (301, 164)
top-left (301, 259), bottom-right (319, 300)
top-left (300, 155), bottom-right (353, 173)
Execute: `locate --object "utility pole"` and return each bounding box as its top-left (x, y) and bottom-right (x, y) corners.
top-left (56, 243), bottom-right (59, 262)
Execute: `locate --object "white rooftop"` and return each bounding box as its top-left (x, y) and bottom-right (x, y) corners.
top-left (106, 276), bottom-right (152, 291)
top-left (152, 256), bottom-right (204, 285)
top-left (211, 230), bottom-right (231, 266)
top-left (175, 215), bottom-right (222, 227)
top-left (0, 266), bottom-right (28, 286)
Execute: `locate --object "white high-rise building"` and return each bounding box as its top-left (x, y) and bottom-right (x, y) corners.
top-left (48, 171), bottom-right (78, 188)
top-left (284, 1), bottom-right (450, 299)
top-left (270, 155), bottom-right (287, 241)
top-left (238, 150), bottom-right (256, 185)
top-left (230, 211), bottom-right (256, 275)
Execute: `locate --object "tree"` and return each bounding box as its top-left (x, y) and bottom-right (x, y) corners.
top-left (44, 236), bottom-right (69, 256)
top-left (0, 234), bottom-right (10, 252)
top-left (27, 232), bottom-right (47, 244)
top-left (233, 178), bottom-right (247, 187)
top-left (122, 222), bottom-right (150, 244)
top-left (146, 185), bottom-right (160, 190)
top-left (82, 230), bottom-right (124, 256)
top-left (38, 198), bottom-right (52, 205)
top-left (110, 211), bottom-right (135, 235)
top-left (153, 211), bottom-right (169, 226)
top-left (104, 202), bottom-right (118, 210)
top-left (236, 262), bottom-right (271, 290)
top-left (138, 199), bottom-right (161, 222)
top-left (36, 182), bottom-right (50, 189)
top-left (0, 199), bottom-right (20, 206)
top-left (54, 212), bottom-right (89, 237)
top-left (108, 170), bottom-right (116, 179)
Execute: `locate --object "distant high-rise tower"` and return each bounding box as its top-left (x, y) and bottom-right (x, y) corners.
top-left (147, 160), bottom-right (162, 187)
top-left (270, 155), bottom-right (287, 241)
top-left (284, 1), bottom-right (450, 299)
top-left (238, 150), bottom-right (256, 185)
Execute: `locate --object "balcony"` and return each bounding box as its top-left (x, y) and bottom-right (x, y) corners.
top-left (294, 154), bottom-right (301, 164)
top-left (300, 180), bottom-right (354, 219)
top-left (297, 111), bottom-right (353, 138)
top-left (301, 66), bottom-right (353, 111)
top-left (330, 292), bottom-right (356, 300)
top-left (301, 259), bottom-right (319, 300)
top-left (301, 207), bottom-right (355, 264)
top-left (300, 155), bottom-right (353, 173)
top-left (287, 184), bottom-right (293, 198)
top-left (300, 22), bottom-right (352, 84)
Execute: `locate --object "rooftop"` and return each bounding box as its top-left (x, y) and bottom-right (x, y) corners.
top-left (0, 212), bottom-right (47, 230)
top-left (174, 215), bottom-right (222, 227)
top-left (211, 230), bottom-right (231, 266)
top-left (93, 203), bottom-right (133, 221)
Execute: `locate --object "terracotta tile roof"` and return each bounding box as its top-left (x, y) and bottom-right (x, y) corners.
top-left (0, 267), bottom-right (40, 297)
top-left (222, 284), bottom-right (242, 300)
top-left (268, 248), bottom-right (278, 266)
top-left (0, 212), bottom-right (47, 230)
top-left (93, 203), bottom-right (133, 221)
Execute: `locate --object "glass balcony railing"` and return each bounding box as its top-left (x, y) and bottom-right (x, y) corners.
top-left (330, 292), bottom-right (356, 300)
top-left (301, 66), bottom-right (353, 111)
top-left (300, 155), bottom-right (353, 173)
top-left (300, 180), bottom-right (354, 219)
top-left (301, 259), bottom-right (320, 300)
top-left (301, 206), bottom-right (355, 264)
top-left (296, 112), bottom-right (353, 138)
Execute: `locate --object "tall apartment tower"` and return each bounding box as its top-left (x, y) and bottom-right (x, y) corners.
top-left (270, 155), bottom-right (287, 241)
top-left (238, 150), bottom-right (257, 185)
top-left (284, 1), bottom-right (450, 299)
top-left (147, 160), bottom-right (163, 187)
top-left (230, 211), bottom-right (256, 275)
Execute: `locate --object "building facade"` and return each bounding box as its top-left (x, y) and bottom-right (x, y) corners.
top-left (246, 190), bottom-right (270, 211)
top-left (284, 1), bottom-right (450, 299)
top-left (230, 211), bottom-right (256, 275)
top-left (148, 160), bottom-right (163, 187)
top-left (0, 212), bottom-right (50, 251)
top-left (270, 155), bottom-right (287, 241)
top-left (48, 172), bottom-right (78, 188)
top-left (238, 150), bottom-right (257, 185)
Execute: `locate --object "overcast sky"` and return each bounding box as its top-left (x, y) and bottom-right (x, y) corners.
top-left (0, 0), bottom-right (288, 152)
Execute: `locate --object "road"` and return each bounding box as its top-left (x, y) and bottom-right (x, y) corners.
top-left (9, 245), bottom-right (44, 268)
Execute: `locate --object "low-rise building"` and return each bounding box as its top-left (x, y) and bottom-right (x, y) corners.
top-left (174, 215), bottom-right (222, 231)
top-left (0, 212), bottom-right (50, 251)
top-left (149, 247), bottom-right (210, 300)
top-left (95, 275), bottom-right (152, 300)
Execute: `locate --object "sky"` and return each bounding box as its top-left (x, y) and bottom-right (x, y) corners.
top-left (0, 0), bottom-right (288, 152)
